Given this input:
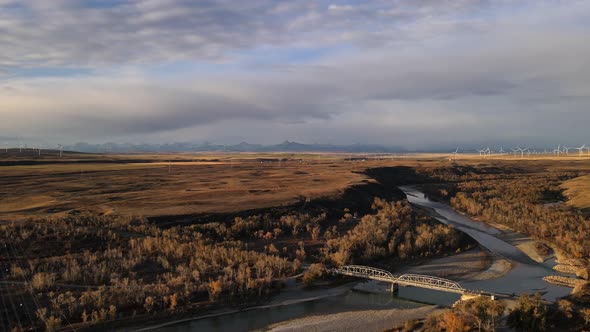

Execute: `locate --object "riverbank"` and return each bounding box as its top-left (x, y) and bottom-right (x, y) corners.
top-left (397, 248), bottom-right (512, 282)
top-left (402, 185), bottom-right (573, 302)
top-left (411, 184), bottom-right (557, 265)
top-left (264, 305), bottom-right (440, 332)
top-left (130, 283), bottom-right (356, 331)
top-left (130, 247), bottom-right (500, 331)
top-left (482, 220), bottom-right (556, 263)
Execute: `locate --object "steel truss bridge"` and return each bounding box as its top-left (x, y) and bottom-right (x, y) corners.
top-left (335, 265), bottom-right (487, 296)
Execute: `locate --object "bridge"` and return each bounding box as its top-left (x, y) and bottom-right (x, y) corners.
top-left (335, 265), bottom-right (494, 300)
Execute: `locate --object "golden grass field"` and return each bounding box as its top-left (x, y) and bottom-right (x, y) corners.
top-left (2, 149), bottom-right (590, 221)
top-left (561, 175), bottom-right (590, 210)
top-left (0, 151), bottom-right (375, 220)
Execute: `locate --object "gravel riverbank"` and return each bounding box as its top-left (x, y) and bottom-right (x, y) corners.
top-left (264, 306), bottom-right (441, 332)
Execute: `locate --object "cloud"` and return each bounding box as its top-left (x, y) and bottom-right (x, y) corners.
top-left (0, 0), bottom-right (501, 69)
top-left (0, 1), bottom-right (589, 147)
top-left (0, 70), bottom-right (342, 139)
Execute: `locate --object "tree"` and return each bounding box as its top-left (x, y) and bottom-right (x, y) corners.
top-left (32, 272), bottom-right (56, 290)
top-left (36, 308), bottom-right (62, 332)
top-left (508, 293), bottom-right (548, 331)
top-left (580, 308), bottom-right (590, 327)
top-left (169, 293), bottom-right (178, 311)
top-left (144, 296), bottom-right (155, 313)
top-left (440, 311), bottom-right (470, 332)
top-left (302, 263), bottom-right (325, 286)
top-left (557, 299), bottom-right (573, 319)
top-left (458, 297), bottom-right (505, 331)
top-left (311, 225), bottom-right (321, 240)
top-left (208, 279), bottom-right (223, 302)
top-left (108, 305), bottom-right (117, 320)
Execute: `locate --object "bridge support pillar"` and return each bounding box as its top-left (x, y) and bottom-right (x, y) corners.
top-left (389, 283), bottom-right (398, 295)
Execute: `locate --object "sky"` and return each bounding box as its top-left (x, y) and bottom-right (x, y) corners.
top-left (1, 0), bottom-right (589, 149)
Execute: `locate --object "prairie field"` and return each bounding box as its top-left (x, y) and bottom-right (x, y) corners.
top-left (561, 175), bottom-right (590, 211)
top-left (0, 150), bottom-right (380, 221)
top-left (3, 150), bottom-right (590, 221)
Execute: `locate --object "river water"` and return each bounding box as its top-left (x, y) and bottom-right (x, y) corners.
top-left (400, 186), bottom-right (571, 301)
top-left (154, 186), bottom-right (572, 332)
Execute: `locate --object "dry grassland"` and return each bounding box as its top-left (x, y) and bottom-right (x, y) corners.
top-left (561, 175), bottom-right (590, 210)
top-left (0, 156), bottom-right (377, 220)
top-left (2, 151), bottom-right (590, 221)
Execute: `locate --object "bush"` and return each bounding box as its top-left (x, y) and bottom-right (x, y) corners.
top-left (31, 272), bottom-right (56, 290)
top-left (302, 263), bottom-right (325, 286)
top-left (402, 319), bottom-right (418, 331)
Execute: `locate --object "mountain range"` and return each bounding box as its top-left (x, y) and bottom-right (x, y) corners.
top-left (65, 141), bottom-right (407, 153)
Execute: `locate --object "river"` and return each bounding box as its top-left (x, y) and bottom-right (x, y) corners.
top-left (148, 186), bottom-right (572, 332)
top-left (400, 186), bottom-right (571, 301)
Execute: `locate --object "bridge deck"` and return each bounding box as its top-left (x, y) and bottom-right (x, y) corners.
top-left (335, 265), bottom-right (488, 296)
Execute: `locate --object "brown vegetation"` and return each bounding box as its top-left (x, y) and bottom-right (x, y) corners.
top-left (0, 154), bottom-right (371, 221)
top-left (0, 158), bottom-right (470, 330)
top-left (419, 166), bottom-right (590, 260)
top-left (320, 199), bottom-right (470, 267)
top-left (4, 154), bottom-right (590, 330)
top-left (425, 297), bottom-right (505, 332)
top-left (561, 174), bottom-right (590, 211)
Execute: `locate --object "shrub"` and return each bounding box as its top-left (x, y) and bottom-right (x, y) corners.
top-left (302, 263), bottom-right (325, 286)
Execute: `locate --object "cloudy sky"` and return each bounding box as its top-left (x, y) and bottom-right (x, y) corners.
top-left (1, 0), bottom-right (589, 149)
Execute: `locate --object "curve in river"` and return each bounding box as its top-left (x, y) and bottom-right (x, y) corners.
top-left (400, 186), bottom-right (571, 301)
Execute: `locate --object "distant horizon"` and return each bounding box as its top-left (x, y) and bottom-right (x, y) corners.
top-left (2, 139), bottom-right (588, 154)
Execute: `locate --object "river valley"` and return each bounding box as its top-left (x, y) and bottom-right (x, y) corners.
top-left (143, 186), bottom-right (572, 332)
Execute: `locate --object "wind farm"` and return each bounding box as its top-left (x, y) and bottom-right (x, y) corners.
top-left (446, 144), bottom-right (590, 160)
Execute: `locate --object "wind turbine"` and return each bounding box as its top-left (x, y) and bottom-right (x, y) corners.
top-left (499, 146), bottom-right (505, 154)
top-left (575, 144), bottom-right (587, 156)
top-left (477, 148), bottom-right (485, 157)
top-left (451, 147), bottom-right (459, 160)
top-left (553, 145), bottom-right (562, 156)
top-left (514, 147), bottom-right (528, 158)
top-left (522, 147), bottom-right (530, 158)
top-left (563, 146), bottom-right (570, 155)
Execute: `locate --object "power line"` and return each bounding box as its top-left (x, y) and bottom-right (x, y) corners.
top-left (5, 227), bottom-right (77, 331)
top-left (0, 266), bottom-right (11, 331)
top-left (1, 243), bottom-right (24, 330)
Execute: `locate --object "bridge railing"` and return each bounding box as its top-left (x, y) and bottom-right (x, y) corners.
top-left (335, 265), bottom-right (395, 280)
top-left (335, 265), bottom-right (467, 293)
top-left (396, 273), bottom-right (464, 292)
top-left (334, 265), bottom-right (500, 299)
